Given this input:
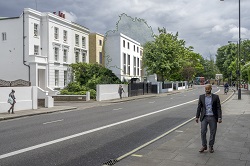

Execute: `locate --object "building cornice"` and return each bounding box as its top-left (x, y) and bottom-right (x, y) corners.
top-left (23, 8), bottom-right (89, 34)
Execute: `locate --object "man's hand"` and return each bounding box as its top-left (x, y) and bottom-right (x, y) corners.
top-left (218, 119), bottom-right (222, 123)
top-left (195, 118), bottom-right (199, 123)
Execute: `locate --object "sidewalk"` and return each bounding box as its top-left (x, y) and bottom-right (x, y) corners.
top-left (114, 89), bottom-right (250, 166)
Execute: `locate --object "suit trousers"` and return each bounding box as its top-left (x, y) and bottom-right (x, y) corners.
top-left (201, 116), bottom-right (217, 147)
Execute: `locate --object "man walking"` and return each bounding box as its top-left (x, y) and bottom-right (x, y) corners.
top-left (196, 84), bottom-right (222, 153)
top-left (118, 85), bottom-right (125, 99)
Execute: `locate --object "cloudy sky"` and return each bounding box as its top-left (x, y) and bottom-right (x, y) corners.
top-left (1, 0), bottom-right (250, 59)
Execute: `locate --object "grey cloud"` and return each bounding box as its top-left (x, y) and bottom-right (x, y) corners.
top-left (1, 0), bottom-right (250, 58)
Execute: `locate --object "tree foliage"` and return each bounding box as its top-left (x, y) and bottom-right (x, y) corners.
top-left (215, 40), bottom-right (250, 83)
top-left (143, 27), bottom-right (204, 82)
top-left (60, 63), bottom-right (122, 98)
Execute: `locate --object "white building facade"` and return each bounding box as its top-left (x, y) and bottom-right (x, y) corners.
top-left (0, 8), bottom-right (89, 94)
top-left (105, 33), bottom-right (142, 82)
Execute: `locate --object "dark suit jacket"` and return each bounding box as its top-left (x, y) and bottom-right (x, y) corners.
top-left (196, 93), bottom-right (222, 122)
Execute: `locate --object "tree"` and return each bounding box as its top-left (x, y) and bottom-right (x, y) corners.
top-left (180, 50), bottom-right (204, 81)
top-left (143, 27), bottom-right (185, 81)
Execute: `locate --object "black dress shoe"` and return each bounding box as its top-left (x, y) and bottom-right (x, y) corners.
top-left (209, 146), bottom-right (214, 153)
top-left (199, 146), bottom-right (207, 152)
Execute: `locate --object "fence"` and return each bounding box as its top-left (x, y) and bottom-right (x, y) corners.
top-left (128, 82), bottom-right (153, 97)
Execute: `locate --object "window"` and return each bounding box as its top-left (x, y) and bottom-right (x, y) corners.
top-left (34, 45), bottom-right (39, 55)
top-left (75, 34), bottom-right (79, 46)
top-left (137, 47), bottom-right (139, 53)
top-left (99, 40), bottom-right (102, 46)
top-left (82, 36), bottom-right (86, 48)
top-left (64, 71), bottom-right (67, 86)
top-left (137, 58), bottom-right (140, 76)
top-left (127, 54), bottom-right (130, 75)
top-left (34, 24), bottom-right (38, 36)
top-left (123, 53), bottom-right (126, 74)
top-left (82, 52), bottom-right (86, 62)
top-left (134, 57), bottom-right (136, 76)
top-left (99, 52), bottom-right (102, 64)
top-left (75, 51), bottom-right (79, 62)
top-left (134, 45), bottom-right (136, 52)
top-left (127, 42), bottom-right (130, 49)
top-left (55, 70), bottom-right (59, 86)
top-left (54, 27), bottom-right (59, 40)
top-left (123, 40), bottom-right (125, 48)
top-left (2, 32), bottom-right (6, 41)
top-left (63, 30), bottom-right (67, 42)
top-left (54, 47), bottom-right (59, 61)
top-left (140, 60), bottom-right (142, 76)
top-left (63, 49), bottom-right (67, 63)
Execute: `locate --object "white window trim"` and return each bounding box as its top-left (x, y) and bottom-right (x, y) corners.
top-left (82, 36), bottom-right (86, 48)
top-left (75, 52), bottom-right (79, 63)
top-left (63, 49), bottom-right (68, 63)
top-left (34, 23), bottom-right (38, 37)
top-left (63, 30), bottom-right (67, 42)
top-left (75, 34), bottom-right (79, 46)
top-left (54, 47), bottom-right (59, 62)
top-left (55, 70), bottom-right (59, 87)
top-left (54, 27), bottom-right (59, 40)
top-left (34, 45), bottom-right (39, 55)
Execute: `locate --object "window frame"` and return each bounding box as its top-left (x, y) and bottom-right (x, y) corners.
top-left (64, 71), bottom-right (67, 86)
top-left (34, 23), bottom-right (38, 37)
top-left (34, 45), bottom-right (39, 55)
top-left (127, 54), bottom-right (130, 75)
top-left (63, 49), bottom-right (68, 63)
top-left (63, 30), bottom-right (67, 42)
top-left (54, 47), bottom-right (59, 62)
top-left (2, 32), bottom-right (7, 41)
top-left (54, 27), bottom-right (59, 40)
top-left (82, 51), bottom-right (86, 62)
top-left (55, 70), bottom-right (59, 86)
top-left (82, 36), bottom-right (86, 48)
top-left (123, 53), bottom-right (126, 74)
top-left (75, 51), bottom-right (79, 63)
top-left (75, 34), bottom-right (79, 46)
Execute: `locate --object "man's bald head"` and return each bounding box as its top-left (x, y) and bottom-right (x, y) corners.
top-left (205, 84), bottom-right (212, 95)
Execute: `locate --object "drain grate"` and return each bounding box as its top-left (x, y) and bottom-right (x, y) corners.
top-left (102, 159), bottom-right (118, 166)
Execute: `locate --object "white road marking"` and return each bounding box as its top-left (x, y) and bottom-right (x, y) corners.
top-left (116, 117), bottom-right (196, 161)
top-left (149, 101), bottom-right (155, 103)
top-left (175, 130), bottom-right (183, 133)
top-left (43, 119), bottom-right (64, 125)
top-left (0, 99), bottom-right (198, 160)
top-left (113, 108), bottom-right (123, 111)
top-left (131, 154), bottom-right (143, 157)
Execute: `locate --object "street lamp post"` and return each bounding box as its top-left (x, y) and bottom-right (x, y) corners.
top-left (238, 0), bottom-right (241, 99)
top-left (221, 0), bottom-right (241, 99)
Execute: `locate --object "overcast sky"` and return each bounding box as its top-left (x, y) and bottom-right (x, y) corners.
top-left (1, 0), bottom-right (250, 59)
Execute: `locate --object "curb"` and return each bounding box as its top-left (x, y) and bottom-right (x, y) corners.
top-left (0, 107), bottom-right (77, 121)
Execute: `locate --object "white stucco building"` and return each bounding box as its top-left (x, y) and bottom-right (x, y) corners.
top-left (0, 8), bottom-right (89, 96)
top-left (105, 33), bottom-right (143, 82)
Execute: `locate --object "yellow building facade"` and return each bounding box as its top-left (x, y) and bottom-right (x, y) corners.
top-left (89, 33), bottom-right (104, 65)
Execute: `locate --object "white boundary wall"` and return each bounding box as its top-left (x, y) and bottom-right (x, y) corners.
top-left (0, 86), bottom-right (37, 113)
top-left (96, 84), bottom-right (128, 101)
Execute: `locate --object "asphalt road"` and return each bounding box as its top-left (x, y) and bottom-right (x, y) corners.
top-left (0, 86), bottom-right (218, 166)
